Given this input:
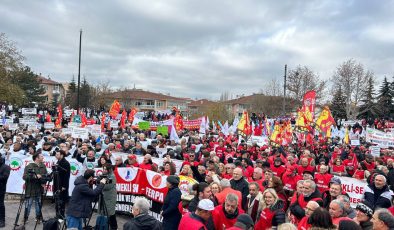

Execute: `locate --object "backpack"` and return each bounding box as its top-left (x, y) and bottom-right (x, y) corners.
top-left (94, 215), bottom-right (108, 230)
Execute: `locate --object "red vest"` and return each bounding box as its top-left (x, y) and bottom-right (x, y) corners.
top-left (271, 165), bottom-right (286, 177)
top-left (255, 207), bottom-right (275, 230)
top-left (314, 173), bottom-right (333, 193)
top-left (212, 205), bottom-right (244, 230)
top-left (297, 216), bottom-right (311, 230)
top-left (282, 172), bottom-right (301, 192)
top-left (178, 213), bottom-right (207, 230)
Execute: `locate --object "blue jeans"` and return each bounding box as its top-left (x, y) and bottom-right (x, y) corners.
top-left (66, 215), bottom-right (83, 230)
top-left (24, 196), bottom-right (41, 219)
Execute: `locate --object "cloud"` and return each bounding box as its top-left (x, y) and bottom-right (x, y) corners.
top-left (1, 0), bottom-right (393, 100)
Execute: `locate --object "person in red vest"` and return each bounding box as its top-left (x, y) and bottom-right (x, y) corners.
top-left (328, 199), bottom-right (352, 226)
top-left (297, 200), bottom-right (320, 230)
top-left (322, 177), bottom-right (344, 209)
top-left (271, 157), bottom-right (286, 178)
top-left (212, 193), bottom-right (244, 229)
top-left (124, 154), bottom-right (139, 167)
top-left (360, 154), bottom-right (376, 173)
top-left (178, 199), bottom-right (215, 230)
top-left (297, 158), bottom-right (315, 175)
top-left (314, 165), bottom-right (333, 193)
top-left (215, 179), bottom-right (243, 211)
top-left (226, 214), bottom-right (254, 230)
top-left (247, 167), bottom-right (265, 192)
top-left (222, 163), bottom-right (235, 179)
top-left (331, 158), bottom-right (346, 176)
top-left (254, 188), bottom-right (286, 230)
top-left (138, 154), bottom-right (158, 172)
top-left (343, 153), bottom-right (357, 176)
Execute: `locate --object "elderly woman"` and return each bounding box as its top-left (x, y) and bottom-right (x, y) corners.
top-left (331, 158), bottom-right (346, 176)
top-left (254, 188), bottom-right (285, 230)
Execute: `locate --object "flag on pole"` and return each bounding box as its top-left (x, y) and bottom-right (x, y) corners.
top-left (109, 100), bottom-right (121, 119)
top-left (101, 113), bottom-right (106, 131)
top-left (344, 127), bottom-right (350, 144)
top-left (315, 106), bottom-right (336, 137)
top-left (302, 90), bottom-right (316, 123)
top-left (199, 116), bottom-right (206, 134)
top-left (170, 124), bottom-right (180, 143)
top-left (237, 111), bottom-right (251, 135)
top-left (55, 104), bottom-right (62, 128)
top-left (120, 110), bottom-right (127, 129)
top-left (128, 107), bottom-right (137, 122)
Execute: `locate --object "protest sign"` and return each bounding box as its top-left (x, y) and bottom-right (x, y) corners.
top-left (44, 122), bottom-right (55, 129)
top-left (87, 124), bottom-right (102, 137)
top-left (369, 146), bottom-right (381, 157)
top-left (71, 127), bottom-right (89, 139)
top-left (138, 121), bottom-right (150, 130)
top-left (21, 108), bottom-right (37, 115)
top-left (61, 127), bottom-right (73, 135)
top-left (156, 125), bottom-right (168, 136)
top-left (8, 123), bottom-right (18, 130)
top-left (351, 139), bottom-right (360, 146)
top-left (110, 122), bottom-right (119, 128)
top-left (366, 128), bottom-right (394, 147)
top-left (338, 176), bottom-right (367, 207)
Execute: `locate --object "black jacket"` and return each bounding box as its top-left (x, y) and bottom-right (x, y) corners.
top-left (364, 184), bottom-right (392, 210)
top-left (53, 157), bottom-right (71, 192)
top-left (188, 196), bottom-right (199, 212)
top-left (0, 158), bottom-right (10, 192)
top-left (123, 213), bottom-right (163, 230)
top-left (66, 176), bottom-right (104, 218)
top-left (230, 177), bottom-right (249, 211)
top-left (270, 200), bottom-right (286, 227)
top-left (162, 186), bottom-right (182, 230)
top-left (360, 220), bottom-right (373, 230)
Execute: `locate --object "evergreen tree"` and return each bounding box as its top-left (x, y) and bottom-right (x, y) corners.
top-left (358, 74), bottom-right (377, 119)
top-left (10, 66), bottom-right (46, 106)
top-left (376, 77), bottom-right (393, 118)
top-left (65, 76), bottom-right (77, 108)
top-left (79, 77), bottom-right (91, 108)
top-left (331, 86), bottom-right (347, 120)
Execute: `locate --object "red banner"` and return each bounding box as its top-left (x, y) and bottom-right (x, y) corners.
top-left (301, 90), bottom-right (316, 123)
top-left (145, 170), bottom-right (168, 203)
top-left (115, 167), bottom-right (146, 195)
top-left (183, 118), bottom-right (202, 130)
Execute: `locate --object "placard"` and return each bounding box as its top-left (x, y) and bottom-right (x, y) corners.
top-left (350, 139), bottom-right (360, 146)
top-left (156, 125), bottom-right (168, 136)
top-left (44, 122), bottom-right (55, 129)
top-left (61, 128), bottom-right (73, 135)
top-left (21, 108), bottom-right (37, 115)
top-left (8, 123), bottom-right (18, 131)
top-left (138, 121), bottom-right (150, 130)
top-left (110, 122), bottom-right (119, 128)
top-left (71, 128), bottom-right (89, 139)
top-left (369, 146), bottom-right (381, 157)
top-left (88, 124), bottom-right (102, 137)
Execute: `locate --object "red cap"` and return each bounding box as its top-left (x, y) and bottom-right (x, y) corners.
top-left (191, 145), bottom-right (196, 150)
top-left (128, 154), bottom-right (136, 160)
top-left (116, 144), bottom-right (122, 149)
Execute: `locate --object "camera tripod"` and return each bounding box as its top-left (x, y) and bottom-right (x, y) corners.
top-left (50, 165), bottom-right (68, 230)
top-left (13, 170), bottom-right (46, 230)
top-left (84, 192), bottom-right (110, 230)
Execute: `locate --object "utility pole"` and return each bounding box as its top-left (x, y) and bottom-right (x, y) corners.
top-left (77, 29), bottom-right (82, 114)
top-left (282, 64), bottom-right (287, 116)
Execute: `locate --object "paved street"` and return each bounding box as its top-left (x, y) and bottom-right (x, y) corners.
top-left (4, 198), bottom-right (131, 230)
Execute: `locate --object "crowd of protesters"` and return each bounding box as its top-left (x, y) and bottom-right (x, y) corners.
top-left (0, 106), bottom-right (394, 229)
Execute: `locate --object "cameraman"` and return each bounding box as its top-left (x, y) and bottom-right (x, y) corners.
top-left (54, 149), bottom-right (71, 218)
top-left (22, 152), bottom-right (48, 223)
top-left (66, 169), bottom-right (106, 230)
top-left (99, 163), bottom-right (117, 230)
top-left (0, 154), bottom-right (10, 228)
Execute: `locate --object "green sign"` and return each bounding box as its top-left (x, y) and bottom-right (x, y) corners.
top-left (72, 115), bottom-right (82, 123)
top-left (138, 121), bottom-right (150, 130)
top-left (157, 125), bottom-right (168, 136)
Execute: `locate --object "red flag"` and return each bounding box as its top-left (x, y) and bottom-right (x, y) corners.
top-left (81, 112), bottom-right (87, 128)
top-left (107, 120), bottom-right (111, 130)
top-left (109, 100), bottom-right (121, 119)
top-left (55, 104), bottom-right (62, 128)
top-left (120, 110), bottom-right (126, 129)
top-left (301, 90), bottom-right (316, 123)
top-left (128, 107), bottom-right (137, 123)
top-left (45, 113), bottom-right (51, 122)
top-left (174, 112), bottom-right (184, 131)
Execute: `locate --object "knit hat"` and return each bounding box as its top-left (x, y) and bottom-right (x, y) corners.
top-left (356, 200), bottom-right (374, 218)
top-left (236, 214), bottom-right (254, 228)
top-left (166, 175), bottom-right (180, 185)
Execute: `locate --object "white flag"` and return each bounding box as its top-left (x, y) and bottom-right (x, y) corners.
top-left (170, 124), bottom-right (180, 143)
top-left (199, 117), bottom-right (206, 134)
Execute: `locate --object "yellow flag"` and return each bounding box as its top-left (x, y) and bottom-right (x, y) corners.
top-left (344, 128), bottom-right (349, 144)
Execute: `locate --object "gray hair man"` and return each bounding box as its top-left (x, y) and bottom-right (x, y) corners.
top-left (337, 194), bottom-right (356, 219)
top-left (363, 174), bottom-right (392, 210)
top-left (123, 197), bottom-right (162, 230)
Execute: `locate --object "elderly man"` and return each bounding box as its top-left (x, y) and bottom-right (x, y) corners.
top-left (114, 156), bottom-right (125, 168)
top-left (329, 199), bottom-right (352, 225)
top-left (179, 199), bottom-right (215, 230)
top-left (123, 197), bottom-right (162, 230)
top-left (215, 179), bottom-right (243, 210)
top-left (231, 168), bottom-right (249, 211)
top-left (212, 193), bottom-right (245, 229)
top-left (246, 182), bottom-right (263, 223)
top-left (337, 194), bottom-right (356, 219)
top-left (248, 167), bottom-right (264, 192)
top-left (322, 177), bottom-right (343, 208)
top-left (289, 179), bottom-right (322, 221)
top-left (364, 174), bottom-right (393, 210)
top-left (314, 165), bottom-right (333, 193)
top-left (298, 201), bottom-right (320, 230)
top-left (371, 209), bottom-right (394, 230)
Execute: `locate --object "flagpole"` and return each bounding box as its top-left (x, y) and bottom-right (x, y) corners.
top-left (282, 64), bottom-right (287, 116)
top-left (77, 29), bottom-right (82, 114)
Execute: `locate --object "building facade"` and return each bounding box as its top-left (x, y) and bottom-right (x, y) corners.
top-left (37, 76), bottom-right (66, 106)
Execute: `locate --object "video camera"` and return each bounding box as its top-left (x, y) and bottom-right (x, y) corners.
top-left (93, 174), bottom-right (112, 185)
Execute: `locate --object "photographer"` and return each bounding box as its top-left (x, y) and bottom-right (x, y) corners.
top-left (99, 163), bottom-right (117, 230)
top-left (66, 169), bottom-right (106, 230)
top-left (22, 152), bottom-right (48, 223)
top-left (0, 154), bottom-right (10, 228)
top-left (54, 149), bottom-right (71, 218)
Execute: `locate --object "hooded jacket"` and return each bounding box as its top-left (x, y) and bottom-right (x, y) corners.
top-left (123, 213), bottom-right (163, 230)
top-left (364, 183), bottom-right (392, 209)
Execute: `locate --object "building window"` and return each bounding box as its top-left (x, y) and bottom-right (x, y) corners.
top-left (156, 101), bottom-right (164, 107)
top-left (54, 85), bottom-right (60, 91)
top-left (135, 101), bottom-right (142, 106)
top-left (147, 100), bottom-right (154, 106)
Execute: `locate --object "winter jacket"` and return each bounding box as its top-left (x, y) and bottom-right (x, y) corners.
top-left (359, 220), bottom-right (373, 230)
top-left (162, 186), bottom-right (182, 230)
top-left (230, 177), bottom-right (249, 211)
top-left (188, 196), bottom-right (200, 212)
top-left (0, 158), bottom-right (10, 192)
top-left (53, 157), bottom-right (70, 193)
top-left (66, 176), bottom-right (104, 218)
top-left (99, 172), bottom-right (117, 216)
top-left (123, 213), bottom-right (163, 230)
top-left (23, 162), bottom-right (48, 197)
top-left (254, 199), bottom-right (285, 230)
top-left (363, 184), bottom-right (392, 210)
top-left (246, 192), bottom-right (263, 223)
top-left (178, 212), bottom-right (207, 230)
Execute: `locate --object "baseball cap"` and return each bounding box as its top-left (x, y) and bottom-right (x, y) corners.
top-left (198, 199), bottom-right (214, 211)
top-left (330, 177), bottom-right (341, 185)
top-left (128, 154), bottom-right (136, 160)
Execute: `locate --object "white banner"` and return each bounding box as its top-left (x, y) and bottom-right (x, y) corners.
top-left (366, 128), bottom-right (394, 147)
top-left (6, 154), bottom-right (83, 196)
top-left (369, 146), bottom-right (381, 157)
top-left (338, 176), bottom-right (367, 208)
top-left (44, 122), bottom-right (55, 129)
top-left (71, 128), bottom-right (89, 140)
top-left (87, 124), bottom-right (102, 137)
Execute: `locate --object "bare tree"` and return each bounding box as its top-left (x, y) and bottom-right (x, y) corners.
top-left (263, 79), bottom-right (283, 96)
top-left (287, 65), bottom-right (326, 105)
top-left (331, 59), bottom-right (370, 119)
top-left (90, 80), bottom-right (112, 109)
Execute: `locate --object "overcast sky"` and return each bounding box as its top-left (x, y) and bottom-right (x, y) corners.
top-left (1, 0), bottom-right (393, 100)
